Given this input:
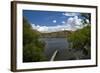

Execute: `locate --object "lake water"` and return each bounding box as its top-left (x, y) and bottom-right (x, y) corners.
top-left (39, 38), bottom-right (74, 61)
top-left (40, 38), bottom-right (69, 49)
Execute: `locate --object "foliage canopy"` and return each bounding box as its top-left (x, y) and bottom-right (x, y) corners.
top-left (23, 17), bottom-right (46, 62)
top-left (68, 25), bottom-right (91, 59)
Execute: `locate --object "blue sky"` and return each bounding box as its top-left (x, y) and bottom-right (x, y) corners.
top-left (23, 10), bottom-right (81, 26)
top-left (23, 10), bottom-right (90, 32)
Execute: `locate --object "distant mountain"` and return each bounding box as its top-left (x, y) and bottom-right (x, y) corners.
top-left (40, 30), bottom-right (72, 38)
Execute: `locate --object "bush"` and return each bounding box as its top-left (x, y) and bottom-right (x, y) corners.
top-left (23, 17), bottom-right (47, 62)
top-left (67, 25), bottom-right (91, 58)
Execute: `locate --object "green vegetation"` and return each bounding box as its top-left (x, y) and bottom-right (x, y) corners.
top-left (23, 18), bottom-right (47, 62)
top-left (67, 25), bottom-right (91, 59)
top-left (80, 13), bottom-right (91, 24)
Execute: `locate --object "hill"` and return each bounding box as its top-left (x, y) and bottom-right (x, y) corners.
top-left (40, 30), bottom-right (72, 38)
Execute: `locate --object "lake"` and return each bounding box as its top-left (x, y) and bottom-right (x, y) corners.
top-left (39, 38), bottom-right (76, 61)
top-left (39, 38), bottom-right (88, 61)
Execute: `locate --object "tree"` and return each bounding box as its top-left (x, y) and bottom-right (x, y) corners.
top-left (80, 13), bottom-right (91, 24)
top-left (67, 25), bottom-right (91, 58)
top-left (23, 17), bottom-right (47, 62)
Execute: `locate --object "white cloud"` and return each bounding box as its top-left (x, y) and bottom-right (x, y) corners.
top-left (61, 21), bottom-right (65, 24)
top-left (66, 16), bottom-right (83, 30)
top-left (31, 24), bottom-right (48, 32)
top-left (86, 19), bottom-right (89, 24)
top-left (53, 20), bottom-right (56, 23)
top-left (38, 26), bottom-right (48, 32)
top-left (31, 16), bottom-right (86, 33)
top-left (31, 24), bottom-right (38, 30)
top-left (62, 12), bottom-right (77, 16)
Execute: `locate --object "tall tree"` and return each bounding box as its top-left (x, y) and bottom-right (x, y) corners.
top-left (68, 25), bottom-right (91, 59)
top-left (23, 17), bottom-right (47, 62)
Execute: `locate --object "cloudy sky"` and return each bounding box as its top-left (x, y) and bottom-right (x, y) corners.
top-left (23, 10), bottom-right (90, 33)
